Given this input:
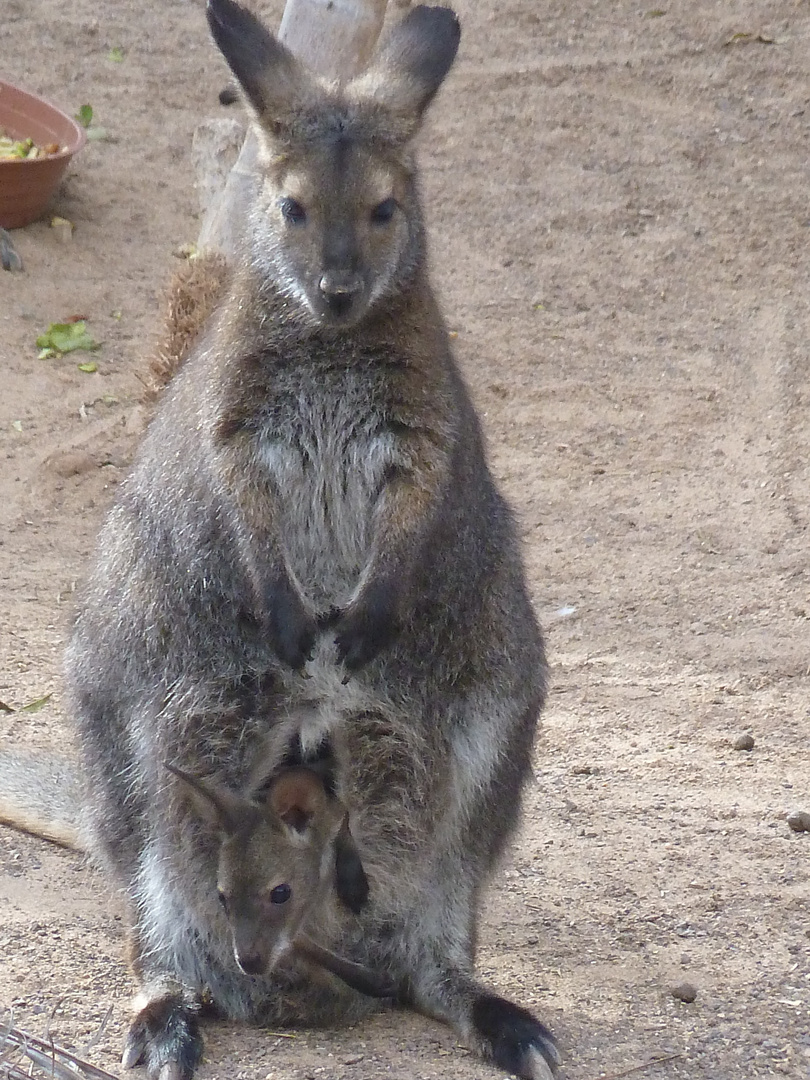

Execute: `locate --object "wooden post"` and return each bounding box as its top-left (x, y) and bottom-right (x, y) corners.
top-left (197, 0), bottom-right (389, 257)
top-left (280, 0), bottom-right (390, 81)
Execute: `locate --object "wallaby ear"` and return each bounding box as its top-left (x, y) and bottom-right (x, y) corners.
top-left (334, 814), bottom-right (370, 914)
top-left (267, 767), bottom-right (328, 834)
top-left (206, 0), bottom-right (312, 124)
top-left (351, 5), bottom-right (460, 124)
top-left (165, 762), bottom-right (244, 835)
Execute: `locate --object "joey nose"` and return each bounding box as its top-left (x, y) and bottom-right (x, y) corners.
top-left (236, 950), bottom-right (266, 976)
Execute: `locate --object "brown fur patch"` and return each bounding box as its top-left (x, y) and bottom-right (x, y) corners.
top-left (144, 251), bottom-right (231, 401)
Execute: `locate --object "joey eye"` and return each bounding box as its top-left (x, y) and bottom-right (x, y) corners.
top-left (371, 198), bottom-right (397, 225)
top-left (270, 883), bottom-right (292, 905)
top-left (217, 890), bottom-right (229, 914)
top-left (280, 197), bottom-right (306, 225)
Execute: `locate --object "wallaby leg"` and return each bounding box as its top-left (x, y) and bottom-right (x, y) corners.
top-left (123, 917), bottom-right (207, 1080)
top-left (361, 693), bottom-right (559, 1079)
top-left (122, 988), bottom-right (203, 1080)
top-left (405, 956), bottom-right (560, 1080)
top-left (358, 849), bottom-right (559, 1078)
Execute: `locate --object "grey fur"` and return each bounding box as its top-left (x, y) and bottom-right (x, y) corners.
top-left (65, 2), bottom-right (557, 1078)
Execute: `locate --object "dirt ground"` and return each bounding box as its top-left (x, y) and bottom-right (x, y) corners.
top-left (1, 0), bottom-right (809, 1077)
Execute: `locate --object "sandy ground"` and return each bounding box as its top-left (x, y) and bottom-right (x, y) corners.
top-left (1, 0), bottom-right (809, 1077)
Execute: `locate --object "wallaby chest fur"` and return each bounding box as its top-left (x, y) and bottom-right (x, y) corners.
top-left (64, 4), bottom-right (557, 1079)
top-left (187, 272), bottom-right (462, 612)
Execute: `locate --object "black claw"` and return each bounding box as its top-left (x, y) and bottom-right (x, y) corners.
top-left (122, 1029), bottom-right (146, 1069)
top-left (265, 574), bottom-right (318, 670)
top-left (332, 577), bottom-right (400, 671)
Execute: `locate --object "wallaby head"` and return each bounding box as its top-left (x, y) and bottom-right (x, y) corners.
top-left (166, 762), bottom-right (367, 976)
top-left (206, 0), bottom-right (461, 327)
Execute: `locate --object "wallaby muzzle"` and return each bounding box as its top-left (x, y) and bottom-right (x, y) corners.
top-left (318, 271), bottom-right (365, 321)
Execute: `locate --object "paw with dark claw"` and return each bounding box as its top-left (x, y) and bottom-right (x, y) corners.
top-left (265, 574), bottom-right (318, 672)
top-left (472, 993), bottom-right (561, 1079)
top-left (333, 579), bottom-right (400, 673)
top-left (123, 996), bottom-right (203, 1080)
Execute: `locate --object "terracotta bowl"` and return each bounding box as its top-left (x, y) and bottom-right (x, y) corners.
top-left (0, 80), bottom-right (86, 229)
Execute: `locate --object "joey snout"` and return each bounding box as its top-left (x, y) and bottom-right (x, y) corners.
top-left (234, 946), bottom-right (266, 976)
top-left (231, 917), bottom-right (294, 977)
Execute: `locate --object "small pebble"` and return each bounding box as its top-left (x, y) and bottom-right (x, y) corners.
top-left (733, 733), bottom-right (755, 751)
top-left (787, 810), bottom-right (810, 833)
top-left (671, 982), bottom-right (697, 1003)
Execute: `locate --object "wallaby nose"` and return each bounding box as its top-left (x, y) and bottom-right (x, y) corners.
top-left (319, 273), bottom-right (364, 320)
top-left (319, 271), bottom-right (363, 298)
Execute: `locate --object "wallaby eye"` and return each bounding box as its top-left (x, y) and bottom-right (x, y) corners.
top-left (269, 883), bottom-right (292, 905)
top-left (217, 890), bottom-right (229, 914)
top-left (280, 197), bottom-right (306, 225)
top-left (371, 198), bottom-right (397, 225)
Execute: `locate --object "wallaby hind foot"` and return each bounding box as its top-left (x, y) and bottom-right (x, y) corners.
top-left (399, 909), bottom-right (560, 1079)
top-left (471, 993), bottom-right (561, 1080)
top-left (122, 992), bottom-right (203, 1080)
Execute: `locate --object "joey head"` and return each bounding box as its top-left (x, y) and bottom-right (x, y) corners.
top-left (166, 763), bottom-right (371, 977)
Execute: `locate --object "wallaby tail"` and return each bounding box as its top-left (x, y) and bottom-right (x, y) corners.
top-left (0, 750), bottom-right (83, 850)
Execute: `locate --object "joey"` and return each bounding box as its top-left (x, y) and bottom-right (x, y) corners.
top-left (166, 763), bottom-right (383, 989)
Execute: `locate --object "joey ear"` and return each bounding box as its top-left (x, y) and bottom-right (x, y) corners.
top-left (267, 767), bottom-right (327, 833)
top-left (165, 762), bottom-right (244, 835)
top-left (352, 5), bottom-right (460, 124)
top-left (206, 0), bottom-right (312, 123)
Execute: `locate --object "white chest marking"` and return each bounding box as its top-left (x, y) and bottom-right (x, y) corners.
top-left (260, 402), bottom-right (398, 607)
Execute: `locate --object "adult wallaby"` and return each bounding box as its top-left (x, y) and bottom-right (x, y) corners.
top-left (65, 1), bottom-right (558, 1079)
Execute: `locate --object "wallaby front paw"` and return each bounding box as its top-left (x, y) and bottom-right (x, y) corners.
top-left (333, 589), bottom-right (399, 672)
top-left (265, 574), bottom-right (318, 671)
top-left (123, 996), bottom-right (203, 1080)
top-left (472, 994), bottom-right (560, 1080)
